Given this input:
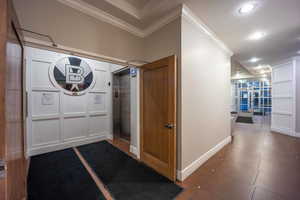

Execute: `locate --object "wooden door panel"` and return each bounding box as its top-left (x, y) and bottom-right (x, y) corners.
top-left (140, 55), bottom-right (177, 181)
top-left (143, 67), bottom-right (169, 163)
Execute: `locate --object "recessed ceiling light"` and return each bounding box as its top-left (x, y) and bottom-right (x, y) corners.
top-left (239, 2), bottom-right (258, 14)
top-left (249, 57), bottom-right (260, 63)
top-left (297, 50), bottom-right (300, 54)
top-left (248, 31), bottom-right (266, 40)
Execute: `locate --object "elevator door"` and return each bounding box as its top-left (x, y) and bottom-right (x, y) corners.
top-left (113, 69), bottom-right (131, 141)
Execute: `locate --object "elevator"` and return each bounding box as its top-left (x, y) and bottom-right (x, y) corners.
top-left (113, 68), bottom-right (131, 142)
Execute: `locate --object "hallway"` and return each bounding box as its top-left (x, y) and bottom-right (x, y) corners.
top-left (177, 122), bottom-right (300, 200)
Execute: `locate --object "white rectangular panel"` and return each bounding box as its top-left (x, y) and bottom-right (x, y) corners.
top-left (272, 98), bottom-right (293, 113)
top-left (31, 60), bottom-right (54, 89)
top-left (272, 63), bottom-right (293, 82)
top-left (88, 115), bottom-right (109, 136)
top-left (63, 117), bottom-right (87, 141)
top-left (88, 93), bottom-right (106, 113)
top-left (272, 81), bottom-right (293, 97)
top-left (272, 114), bottom-right (292, 130)
top-left (92, 70), bottom-right (107, 92)
top-left (32, 91), bottom-right (59, 116)
top-left (32, 119), bottom-right (60, 146)
top-left (63, 94), bottom-right (86, 114)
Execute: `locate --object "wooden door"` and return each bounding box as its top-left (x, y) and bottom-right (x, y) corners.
top-left (140, 55), bottom-right (177, 181)
top-left (0, 0), bottom-right (26, 199)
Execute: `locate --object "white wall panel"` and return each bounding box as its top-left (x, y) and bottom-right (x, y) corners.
top-left (26, 47), bottom-right (114, 156)
top-left (92, 70), bottom-right (107, 92)
top-left (63, 94), bottom-right (86, 115)
top-left (88, 93), bottom-right (106, 113)
top-left (272, 62), bottom-right (293, 82)
top-left (272, 81), bottom-right (293, 97)
top-left (272, 114), bottom-right (293, 130)
top-left (271, 59), bottom-right (296, 137)
top-left (31, 60), bottom-right (55, 89)
top-left (272, 98), bottom-right (293, 114)
top-left (32, 119), bottom-right (60, 146)
top-left (63, 117), bottom-right (87, 141)
top-left (88, 115), bottom-right (109, 137)
top-left (32, 91), bottom-right (60, 117)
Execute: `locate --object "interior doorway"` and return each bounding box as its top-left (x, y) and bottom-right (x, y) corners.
top-left (113, 68), bottom-right (131, 143)
top-left (231, 78), bottom-right (272, 125)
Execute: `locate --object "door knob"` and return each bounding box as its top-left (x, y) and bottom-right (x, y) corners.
top-left (165, 123), bottom-right (175, 129)
top-left (0, 160), bottom-right (6, 179)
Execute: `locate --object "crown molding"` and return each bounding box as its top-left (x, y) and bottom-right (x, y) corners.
top-left (55, 0), bottom-right (233, 55)
top-left (181, 5), bottom-right (233, 56)
top-left (144, 7), bottom-right (182, 36)
top-left (56, 0), bottom-right (144, 37)
top-left (104, 0), bottom-right (142, 20)
top-left (56, 0), bottom-right (181, 38)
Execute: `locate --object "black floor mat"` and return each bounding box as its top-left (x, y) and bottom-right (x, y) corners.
top-left (27, 149), bottom-right (105, 200)
top-left (236, 116), bottom-right (254, 124)
top-left (78, 141), bottom-right (183, 200)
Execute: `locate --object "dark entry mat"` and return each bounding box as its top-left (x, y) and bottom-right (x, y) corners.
top-left (77, 141), bottom-right (183, 200)
top-left (27, 149), bottom-right (105, 200)
top-left (236, 116), bottom-right (254, 124)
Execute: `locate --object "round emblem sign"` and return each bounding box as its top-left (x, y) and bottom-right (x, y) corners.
top-left (50, 57), bottom-right (94, 95)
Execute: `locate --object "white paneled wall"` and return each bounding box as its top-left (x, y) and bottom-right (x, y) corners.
top-left (271, 58), bottom-right (296, 137)
top-left (25, 47), bottom-right (116, 156)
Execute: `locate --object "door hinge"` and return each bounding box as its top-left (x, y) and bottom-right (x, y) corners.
top-left (0, 160), bottom-right (6, 179)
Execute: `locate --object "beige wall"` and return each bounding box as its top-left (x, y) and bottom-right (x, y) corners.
top-left (180, 17), bottom-right (231, 170)
top-left (143, 18), bottom-right (181, 62)
top-left (13, 0), bottom-right (143, 61)
top-left (143, 17), bottom-right (183, 169)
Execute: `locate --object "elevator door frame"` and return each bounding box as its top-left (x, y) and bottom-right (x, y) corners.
top-left (112, 68), bottom-right (131, 142)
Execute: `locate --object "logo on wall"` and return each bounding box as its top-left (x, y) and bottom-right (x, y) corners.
top-left (50, 57), bottom-right (94, 95)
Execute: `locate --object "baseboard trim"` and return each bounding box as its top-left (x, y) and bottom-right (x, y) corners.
top-left (130, 145), bottom-right (138, 156)
top-left (107, 133), bottom-right (113, 140)
top-left (177, 136), bottom-right (232, 181)
top-left (271, 127), bottom-right (295, 137)
top-left (28, 135), bottom-right (107, 156)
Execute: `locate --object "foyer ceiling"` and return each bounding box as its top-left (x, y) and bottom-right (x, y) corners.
top-left (63, 0), bottom-right (300, 74)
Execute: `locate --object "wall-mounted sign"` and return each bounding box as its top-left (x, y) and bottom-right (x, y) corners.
top-left (49, 57), bottom-right (95, 95)
top-left (130, 67), bottom-right (137, 77)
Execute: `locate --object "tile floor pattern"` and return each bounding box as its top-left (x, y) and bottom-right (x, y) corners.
top-left (176, 121), bottom-right (300, 200)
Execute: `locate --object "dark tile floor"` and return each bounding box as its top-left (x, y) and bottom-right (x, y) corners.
top-left (177, 120), bottom-right (300, 200)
